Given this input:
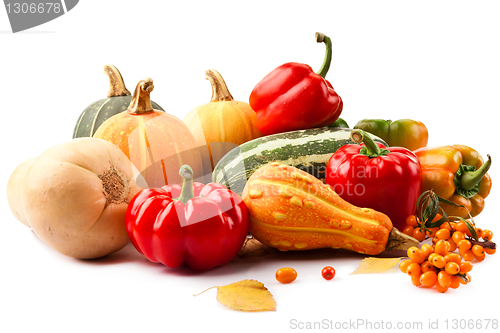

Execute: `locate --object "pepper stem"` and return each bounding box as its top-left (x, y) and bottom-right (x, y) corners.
top-left (315, 32), bottom-right (333, 79)
top-left (205, 69), bottom-right (234, 102)
top-left (177, 165), bottom-right (195, 204)
top-left (461, 155), bottom-right (491, 191)
top-left (127, 78), bottom-right (155, 115)
top-left (351, 129), bottom-right (390, 158)
top-left (104, 65), bottom-right (131, 97)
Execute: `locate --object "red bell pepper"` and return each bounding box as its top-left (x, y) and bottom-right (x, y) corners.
top-left (325, 130), bottom-right (422, 231)
top-left (249, 32), bottom-right (343, 136)
top-left (125, 165), bottom-right (249, 271)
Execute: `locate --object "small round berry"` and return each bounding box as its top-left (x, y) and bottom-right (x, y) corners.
top-left (459, 261), bottom-right (473, 273)
top-left (406, 263), bottom-right (422, 277)
top-left (321, 266), bottom-right (336, 280)
top-left (472, 245), bottom-right (485, 257)
top-left (482, 230), bottom-right (493, 241)
top-left (275, 267), bottom-right (297, 284)
top-left (438, 271), bottom-right (452, 288)
top-left (444, 262), bottom-right (460, 275)
top-left (452, 231), bottom-right (465, 244)
top-left (420, 271), bottom-right (437, 288)
top-left (436, 228), bottom-right (451, 240)
top-left (405, 215), bottom-right (419, 227)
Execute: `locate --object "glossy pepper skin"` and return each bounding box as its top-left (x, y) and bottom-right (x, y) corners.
top-left (125, 165), bottom-right (249, 271)
top-left (249, 32), bottom-right (343, 136)
top-left (326, 130), bottom-right (422, 231)
top-left (354, 119), bottom-right (429, 151)
top-left (413, 145), bottom-right (492, 219)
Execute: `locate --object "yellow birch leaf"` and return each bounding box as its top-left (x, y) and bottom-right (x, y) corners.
top-left (194, 279), bottom-right (276, 312)
top-left (350, 257), bottom-right (403, 274)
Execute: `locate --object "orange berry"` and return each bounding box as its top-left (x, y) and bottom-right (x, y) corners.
top-left (431, 255), bottom-right (446, 268)
top-left (475, 228), bottom-right (484, 239)
top-left (445, 262), bottom-right (460, 275)
top-left (482, 230), bottom-right (493, 241)
top-left (411, 275), bottom-right (422, 287)
top-left (399, 259), bottom-right (412, 273)
top-left (426, 227), bottom-right (438, 238)
top-left (471, 245), bottom-right (485, 257)
top-left (420, 271), bottom-right (437, 288)
top-left (436, 229), bottom-right (451, 240)
top-left (458, 239), bottom-right (472, 252)
top-left (455, 221), bottom-right (470, 234)
top-left (421, 261), bottom-right (436, 273)
top-left (407, 247), bottom-right (426, 263)
top-left (403, 225), bottom-right (415, 237)
top-left (428, 252), bottom-right (439, 263)
top-left (406, 263), bottom-right (422, 277)
top-left (275, 267), bottom-right (297, 284)
top-left (474, 253), bottom-right (486, 262)
top-left (420, 244), bottom-right (434, 257)
top-left (438, 271), bottom-right (452, 288)
top-left (459, 261), bottom-right (473, 273)
top-left (412, 228), bottom-right (426, 242)
top-left (448, 239), bottom-right (457, 252)
top-left (434, 240), bottom-right (450, 256)
top-left (485, 248), bottom-right (496, 255)
top-left (444, 253), bottom-right (461, 264)
top-left (462, 249), bottom-right (475, 261)
top-left (440, 222), bottom-right (452, 231)
top-left (406, 215), bottom-right (419, 227)
top-left (435, 282), bottom-right (449, 293)
top-left (450, 275), bottom-right (461, 289)
top-left (452, 231), bottom-right (465, 244)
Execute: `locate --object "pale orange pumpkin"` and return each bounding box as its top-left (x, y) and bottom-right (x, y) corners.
top-left (94, 78), bottom-right (204, 187)
top-left (183, 69), bottom-right (262, 170)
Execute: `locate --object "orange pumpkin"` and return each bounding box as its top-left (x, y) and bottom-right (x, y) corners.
top-left (94, 78), bottom-right (204, 187)
top-left (183, 69), bottom-right (262, 170)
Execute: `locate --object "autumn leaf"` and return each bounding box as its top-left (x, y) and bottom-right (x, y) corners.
top-left (194, 279), bottom-right (276, 312)
top-left (350, 257), bottom-right (403, 274)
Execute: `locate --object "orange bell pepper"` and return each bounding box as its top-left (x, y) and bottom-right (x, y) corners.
top-left (413, 145), bottom-right (492, 219)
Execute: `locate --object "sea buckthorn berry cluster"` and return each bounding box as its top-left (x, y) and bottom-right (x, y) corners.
top-left (399, 242), bottom-right (472, 293)
top-left (402, 214), bottom-right (443, 242)
top-left (403, 214), bottom-right (496, 262)
top-left (432, 222), bottom-right (495, 262)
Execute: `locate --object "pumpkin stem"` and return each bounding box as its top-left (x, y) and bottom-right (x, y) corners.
top-left (385, 228), bottom-right (419, 252)
top-left (205, 69), bottom-right (234, 102)
top-left (177, 165), bottom-right (195, 204)
top-left (104, 65), bottom-right (131, 98)
top-left (315, 32), bottom-right (333, 79)
top-left (127, 78), bottom-right (155, 115)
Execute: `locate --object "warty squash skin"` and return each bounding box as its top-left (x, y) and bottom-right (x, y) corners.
top-left (183, 69), bottom-right (262, 170)
top-left (243, 162), bottom-right (406, 256)
top-left (21, 138), bottom-right (141, 259)
top-left (94, 78), bottom-right (204, 187)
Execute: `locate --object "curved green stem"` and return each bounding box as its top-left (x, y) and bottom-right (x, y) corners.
top-left (177, 165), bottom-right (195, 204)
top-left (461, 155), bottom-right (491, 191)
top-left (350, 129), bottom-right (390, 158)
top-left (315, 32), bottom-right (332, 78)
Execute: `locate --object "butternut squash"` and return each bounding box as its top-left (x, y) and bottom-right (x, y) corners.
top-left (6, 157), bottom-right (36, 227)
top-left (17, 138), bottom-right (141, 259)
top-left (242, 162), bottom-right (417, 255)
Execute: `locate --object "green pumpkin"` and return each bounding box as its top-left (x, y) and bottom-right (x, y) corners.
top-left (72, 65), bottom-right (164, 138)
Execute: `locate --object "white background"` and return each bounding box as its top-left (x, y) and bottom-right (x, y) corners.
top-left (1, 1), bottom-right (499, 332)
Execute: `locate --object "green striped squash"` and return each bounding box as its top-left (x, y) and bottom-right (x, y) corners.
top-left (212, 127), bottom-right (387, 196)
top-left (73, 65), bottom-right (164, 138)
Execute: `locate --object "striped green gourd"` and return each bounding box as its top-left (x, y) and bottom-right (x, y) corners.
top-left (72, 65), bottom-right (164, 138)
top-left (212, 127), bottom-right (387, 196)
